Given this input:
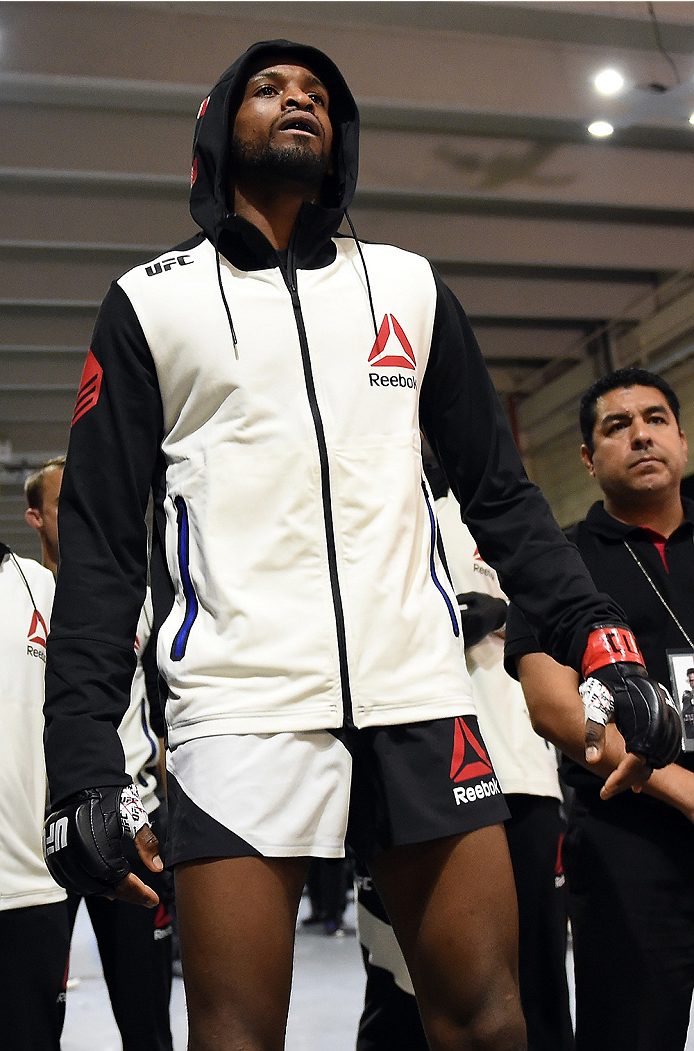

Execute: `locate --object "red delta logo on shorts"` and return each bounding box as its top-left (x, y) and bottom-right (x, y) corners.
top-left (27, 609), bottom-right (48, 647)
top-left (72, 349), bottom-right (103, 427)
top-left (450, 717), bottom-right (494, 782)
top-left (368, 314), bottom-right (416, 370)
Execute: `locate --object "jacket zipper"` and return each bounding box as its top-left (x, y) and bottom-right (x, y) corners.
top-left (282, 252), bottom-right (354, 727)
top-left (421, 481), bottom-right (460, 637)
top-left (170, 495), bottom-right (199, 661)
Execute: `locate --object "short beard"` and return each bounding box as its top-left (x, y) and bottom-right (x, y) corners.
top-left (231, 134), bottom-right (330, 189)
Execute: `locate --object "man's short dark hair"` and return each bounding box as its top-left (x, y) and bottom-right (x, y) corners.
top-left (24, 456), bottom-right (66, 511)
top-left (687, 668), bottom-right (694, 677)
top-left (579, 367), bottom-right (681, 452)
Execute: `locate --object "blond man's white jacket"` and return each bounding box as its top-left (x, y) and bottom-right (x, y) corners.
top-left (0, 549), bottom-right (64, 910)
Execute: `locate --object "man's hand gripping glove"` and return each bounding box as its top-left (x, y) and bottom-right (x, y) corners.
top-left (43, 783), bottom-right (149, 896)
top-left (581, 624), bottom-right (681, 768)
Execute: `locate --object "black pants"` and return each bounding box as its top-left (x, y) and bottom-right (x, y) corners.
top-left (0, 899), bottom-right (70, 1051)
top-left (357, 795), bottom-right (573, 1051)
top-left (506, 794), bottom-right (574, 1051)
top-left (565, 792), bottom-right (694, 1051)
top-left (306, 857), bottom-right (350, 925)
top-left (67, 807), bottom-right (174, 1051)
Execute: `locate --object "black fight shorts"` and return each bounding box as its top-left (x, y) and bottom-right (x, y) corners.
top-left (165, 715), bottom-right (509, 867)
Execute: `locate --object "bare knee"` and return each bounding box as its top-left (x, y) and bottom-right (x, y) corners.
top-left (424, 991), bottom-right (527, 1051)
top-left (187, 1008), bottom-right (282, 1051)
top-left (465, 998), bottom-right (526, 1051)
top-left (185, 979), bottom-right (291, 1051)
top-left (176, 856), bottom-right (306, 1051)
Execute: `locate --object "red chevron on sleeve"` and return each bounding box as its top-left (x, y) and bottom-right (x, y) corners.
top-left (72, 349), bottom-right (103, 426)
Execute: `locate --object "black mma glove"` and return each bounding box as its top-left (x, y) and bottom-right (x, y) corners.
top-left (580, 624), bottom-right (682, 769)
top-left (43, 783), bottom-right (150, 896)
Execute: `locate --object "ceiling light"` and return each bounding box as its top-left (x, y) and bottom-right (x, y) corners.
top-left (689, 113), bottom-right (694, 125)
top-left (594, 69), bottom-right (624, 95)
top-left (587, 121), bottom-right (614, 137)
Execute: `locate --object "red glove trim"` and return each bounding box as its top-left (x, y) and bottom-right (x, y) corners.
top-left (582, 626), bottom-right (645, 678)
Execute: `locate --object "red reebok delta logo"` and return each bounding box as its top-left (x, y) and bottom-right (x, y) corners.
top-left (450, 717), bottom-right (494, 782)
top-left (27, 609), bottom-right (48, 647)
top-left (72, 349), bottom-right (103, 427)
top-left (368, 314), bottom-right (416, 370)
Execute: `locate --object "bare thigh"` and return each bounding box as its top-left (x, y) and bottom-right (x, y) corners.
top-left (175, 855), bottom-right (309, 1051)
top-left (371, 825), bottom-right (526, 1051)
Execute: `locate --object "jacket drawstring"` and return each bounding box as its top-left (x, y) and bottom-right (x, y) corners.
top-left (215, 240), bottom-right (239, 359)
top-left (213, 212), bottom-right (374, 358)
top-left (344, 210), bottom-right (378, 341)
top-left (9, 551), bottom-right (42, 619)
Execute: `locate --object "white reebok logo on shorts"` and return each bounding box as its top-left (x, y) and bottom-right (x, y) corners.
top-left (450, 718), bottom-right (500, 806)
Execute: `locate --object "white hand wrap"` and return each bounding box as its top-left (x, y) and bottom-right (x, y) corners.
top-left (579, 676), bottom-right (615, 727)
top-left (119, 783), bottom-right (149, 840)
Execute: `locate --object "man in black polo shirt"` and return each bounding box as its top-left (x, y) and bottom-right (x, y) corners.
top-left (506, 366), bottom-right (694, 1051)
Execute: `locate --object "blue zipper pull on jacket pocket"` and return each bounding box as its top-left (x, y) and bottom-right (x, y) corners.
top-left (171, 496), bottom-right (199, 661)
top-left (421, 481), bottom-right (460, 638)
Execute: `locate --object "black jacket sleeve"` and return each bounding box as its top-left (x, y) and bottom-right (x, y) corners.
top-left (503, 603), bottom-right (543, 679)
top-left (44, 282), bottom-right (164, 807)
top-left (419, 269), bottom-right (623, 672)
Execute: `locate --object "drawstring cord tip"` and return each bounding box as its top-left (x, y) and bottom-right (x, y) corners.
top-left (215, 244), bottom-right (240, 359)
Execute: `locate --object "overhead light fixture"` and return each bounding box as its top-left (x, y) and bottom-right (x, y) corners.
top-left (586, 9), bottom-right (691, 135)
top-left (594, 68), bottom-right (624, 95)
top-left (588, 121), bottom-right (614, 137)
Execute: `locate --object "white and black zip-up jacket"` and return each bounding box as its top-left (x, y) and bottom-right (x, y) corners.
top-left (44, 40), bottom-right (622, 806)
top-left (0, 545), bottom-right (65, 910)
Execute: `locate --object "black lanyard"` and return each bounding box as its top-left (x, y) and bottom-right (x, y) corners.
top-left (623, 540), bottom-right (694, 650)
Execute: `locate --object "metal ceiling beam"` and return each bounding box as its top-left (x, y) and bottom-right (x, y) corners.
top-left (162, 1), bottom-right (694, 53)
top-left (3, 72), bottom-right (694, 152)
top-left (0, 385), bottom-right (77, 393)
top-left (0, 240), bottom-right (167, 258)
top-left (3, 167), bottom-right (694, 227)
top-left (0, 298), bottom-right (100, 312)
top-left (0, 344), bottom-right (86, 353)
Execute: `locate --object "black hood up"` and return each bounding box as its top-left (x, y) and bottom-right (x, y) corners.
top-left (190, 39), bottom-right (360, 255)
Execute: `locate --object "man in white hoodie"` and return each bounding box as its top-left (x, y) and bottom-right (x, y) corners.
top-left (25, 458), bottom-right (174, 1051)
top-left (0, 482), bottom-right (67, 1050)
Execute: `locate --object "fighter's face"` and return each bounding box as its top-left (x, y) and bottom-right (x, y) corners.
top-left (688, 672), bottom-right (694, 688)
top-left (581, 385), bottom-right (687, 505)
top-left (232, 62), bottom-right (333, 185)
